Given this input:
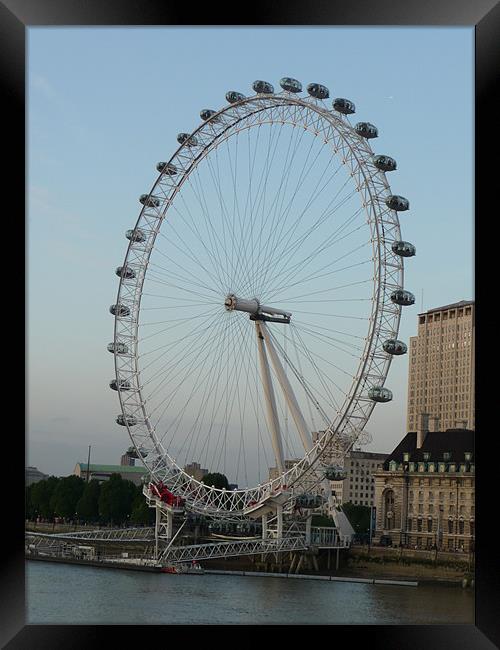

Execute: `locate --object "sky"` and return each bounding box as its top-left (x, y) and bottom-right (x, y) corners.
top-left (28, 27), bottom-right (474, 479)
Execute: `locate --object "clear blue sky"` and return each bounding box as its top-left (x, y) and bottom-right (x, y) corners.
top-left (28, 27), bottom-right (474, 477)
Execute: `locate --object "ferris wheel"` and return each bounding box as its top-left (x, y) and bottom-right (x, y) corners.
top-left (109, 78), bottom-right (416, 518)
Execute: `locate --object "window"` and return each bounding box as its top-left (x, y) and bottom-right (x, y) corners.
top-left (384, 490), bottom-right (395, 529)
top-left (448, 520), bottom-right (454, 534)
top-left (443, 452), bottom-right (451, 461)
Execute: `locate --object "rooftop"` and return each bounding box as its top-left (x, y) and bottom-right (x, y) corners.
top-left (349, 450), bottom-right (389, 460)
top-left (76, 463), bottom-right (147, 474)
top-left (382, 429), bottom-right (474, 469)
top-left (419, 300), bottom-right (474, 316)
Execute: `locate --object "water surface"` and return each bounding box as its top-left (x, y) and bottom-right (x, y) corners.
top-left (27, 561), bottom-right (474, 625)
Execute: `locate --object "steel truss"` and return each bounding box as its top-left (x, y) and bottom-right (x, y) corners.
top-left (112, 87), bottom-right (406, 517)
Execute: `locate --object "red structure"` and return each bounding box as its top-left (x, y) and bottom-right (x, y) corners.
top-left (149, 481), bottom-right (185, 508)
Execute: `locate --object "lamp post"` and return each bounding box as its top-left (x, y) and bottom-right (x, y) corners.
top-left (86, 445), bottom-right (91, 482)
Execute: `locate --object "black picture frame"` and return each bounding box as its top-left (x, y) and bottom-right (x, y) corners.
top-left (3, 0), bottom-right (498, 646)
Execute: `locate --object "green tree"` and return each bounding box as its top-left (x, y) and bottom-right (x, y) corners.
top-left (25, 483), bottom-right (35, 520)
top-left (342, 502), bottom-right (371, 536)
top-left (98, 474), bottom-right (137, 525)
top-left (201, 473), bottom-right (229, 490)
top-left (30, 476), bottom-right (60, 519)
top-left (76, 479), bottom-right (101, 522)
top-left (130, 486), bottom-right (154, 525)
top-left (50, 475), bottom-right (86, 519)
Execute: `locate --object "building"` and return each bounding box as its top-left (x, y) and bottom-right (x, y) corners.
top-left (73, 463), bottom-right (147, 486)
top-left (26, 466), bottom-right (49, 485)
top-left (184, 462), bottom-right (209, 482)
top-left (268, 459), bottom-right (318, 493)
top-left (342, 451), bottom-right (389, 507)
top-left (372, 417), bottom-right (475, 552)
top-left (407, 300), bottom-right (475, 431)
top-left (311, 430), bottom-right (388, 507)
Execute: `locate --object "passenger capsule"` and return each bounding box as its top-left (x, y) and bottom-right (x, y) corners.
top-left (280, 77), bottom-right (302, 93)
top-left (107, 342), bottom-right (129, 354)
top-left (126, 228), bottom-right (146, 243)
top-left (325, 465), bottom-right (347, 481)
top-left (139, 194), bottom-right (160, 208)
top-left (156, 161), bottom-right (178, 175)
top-left (382, 339), bottom-right (408, 355)
top-left (109, 303), bottom-right (130, 317)
top-left (391, 241), bottom-right (416, 257)
top-left (355, 122), bottom-right (378, 139)
top-left (307, 83), bottom-right (329, 99)
top-left (177, 133), bottom-right (198, 147)
top-left (199, 109), bottom-right (219, 122)
top-left (109, 378), bottom-right (131, 391)
top-left (126, 445), bottom-right (139, 458)
top-left (225, 91), bottom-right (245, 104)
top-left (252, 80), bottom-right (274, 94)
top-left (385, 195), bottom-right (409, 211)
top-left (390, 289), bottom-right (415, 306)
top-left (127, 445), bottom-right (148, 458)
top-left (332, 98), bottom-right (355, 114)
top-left (115, 265), bottom-right (136, 280)
top-left (368, 386), bottom-right (393, 403)
top-left (295, 494), bottom-right (325, 509)
top-left (116, 414), bottom-right (137, 426)
top-left (373, 155), bottom-right (397, 172)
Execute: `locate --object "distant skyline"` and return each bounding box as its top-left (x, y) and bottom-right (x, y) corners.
top-left (28, 26), bottom-right (473, 477)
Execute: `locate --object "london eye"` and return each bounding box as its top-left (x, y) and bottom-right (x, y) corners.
top-left (109, 78), bottom-right (415, 522)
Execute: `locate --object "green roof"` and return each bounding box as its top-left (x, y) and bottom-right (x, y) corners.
top-left (77, 463), bottom-right (147, 474)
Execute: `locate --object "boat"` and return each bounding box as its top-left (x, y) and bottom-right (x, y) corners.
top-left (161, 561), bottom-right (204, 574)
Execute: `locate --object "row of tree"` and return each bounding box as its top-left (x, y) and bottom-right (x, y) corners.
top-left (26, 474), bottom-right (154, 526)
top-left (25, 471), bottom-right (231, 527)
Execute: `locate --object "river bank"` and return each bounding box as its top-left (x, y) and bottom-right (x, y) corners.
top-left (26, 551), bottom-right (474, 588)
top-left (25, 524), bottom-right (474, 587)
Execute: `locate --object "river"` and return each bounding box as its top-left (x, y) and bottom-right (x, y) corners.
top-left (26, 561), bottom-right (474, 625)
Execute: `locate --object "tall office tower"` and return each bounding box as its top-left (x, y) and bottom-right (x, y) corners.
top-left (406, 300), bottom-right (475, 432)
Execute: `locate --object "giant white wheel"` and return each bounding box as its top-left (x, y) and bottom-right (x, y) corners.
top-left (109, 78), bottom-right (415, 517)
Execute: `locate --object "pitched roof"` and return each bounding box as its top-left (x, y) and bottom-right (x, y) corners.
top-left (383, 429), bottom-right (474, 469)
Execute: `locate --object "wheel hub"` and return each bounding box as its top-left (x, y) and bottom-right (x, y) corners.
top-left (224, 294), bottom-right (291, 323)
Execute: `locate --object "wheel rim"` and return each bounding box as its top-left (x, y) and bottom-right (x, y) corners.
top-left (112, 91), bottom-right (405, 515)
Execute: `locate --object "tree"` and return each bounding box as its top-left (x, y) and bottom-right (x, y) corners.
top-left (76, 479), bottom-right (101, 522)
top-left (30, 476), bottom-right (60, 519)
top-left (342, 502), bottom-right (371, 536)
top-left (201, 473), bottom-right (229, 490)
top-left (25, 483), bottom-right (35, 520)
top-left (50, 475), bottom-right (86, 519)
top-left (130, 485), bottom-right (154, 525)
top-left (98, 474), bottom-right (136, 525)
